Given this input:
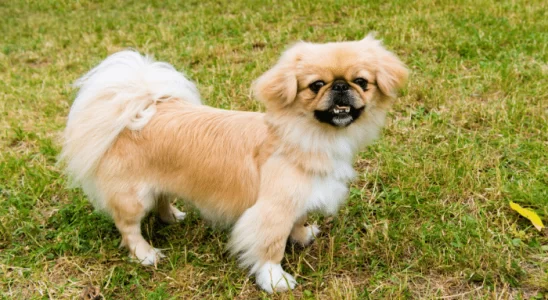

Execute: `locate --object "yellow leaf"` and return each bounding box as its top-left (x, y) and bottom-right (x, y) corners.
top-left (510, 201), bottom-right (545, 231)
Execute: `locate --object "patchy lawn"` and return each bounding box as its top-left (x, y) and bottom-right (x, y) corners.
top-left (1, 0), bottom-right (546, 298)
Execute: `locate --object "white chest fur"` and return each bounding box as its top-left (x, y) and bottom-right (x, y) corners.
top-left (274, 112), bottom-right (384, 216)
top-left (305, 160), bottom-right (356, 215)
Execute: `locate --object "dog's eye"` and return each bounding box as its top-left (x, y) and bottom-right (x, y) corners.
top-left (309, 80), bottom-right (325, 93)
top-left (353, 78), bottom-right (368, 91)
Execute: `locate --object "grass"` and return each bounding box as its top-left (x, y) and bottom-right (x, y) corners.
top-left (1, 0), bottom-right (547, 298)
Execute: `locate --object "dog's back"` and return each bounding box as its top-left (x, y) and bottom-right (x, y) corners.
top-left (100, 100), bottom-right (267, 222)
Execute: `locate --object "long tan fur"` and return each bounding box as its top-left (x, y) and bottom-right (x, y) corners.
top-left (61, 34), bottom-right (408, 293)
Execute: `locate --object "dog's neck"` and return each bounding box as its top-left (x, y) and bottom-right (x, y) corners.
top-left (259, 113), bottom-right (360, 176)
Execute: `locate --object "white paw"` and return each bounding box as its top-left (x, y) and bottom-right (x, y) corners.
top-left (160, 206), bottom-right (187, 224)
top-left (173, 210), bottom-right (186, 222)
top-left (255, 262), bottom-right (297, 293)
top-left (292, 224), bottom-right (320, 246)
top-left (134, 247), bottom-right (165, 266)
top-left (305, 225), bottom-right (320, 244)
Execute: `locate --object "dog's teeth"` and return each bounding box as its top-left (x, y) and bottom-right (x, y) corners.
top-left (334, 109), bottom-right (340, 113)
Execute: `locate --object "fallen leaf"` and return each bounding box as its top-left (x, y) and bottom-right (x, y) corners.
top-left (510, 201), bottom-right (545, 231)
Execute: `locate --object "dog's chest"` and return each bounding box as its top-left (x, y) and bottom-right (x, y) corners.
top-left (305, 160), bottom-right (356, 215)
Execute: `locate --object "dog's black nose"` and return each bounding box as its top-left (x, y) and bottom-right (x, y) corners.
top-left (332, 80), bottom-right (349, 92)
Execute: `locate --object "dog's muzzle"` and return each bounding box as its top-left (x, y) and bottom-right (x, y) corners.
top-left (314, 80), bottom-right (364, 127)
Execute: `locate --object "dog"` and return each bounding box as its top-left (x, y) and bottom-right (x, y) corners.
top-left (60, 34), bottom-right (408, 293)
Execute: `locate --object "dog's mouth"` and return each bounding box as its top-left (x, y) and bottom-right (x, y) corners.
top-left (314, 105), bottom-right (364, 127)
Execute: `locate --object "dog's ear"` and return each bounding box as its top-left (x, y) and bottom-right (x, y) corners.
top-left (362, 34), bottom-right (408, 98)
top-left (253, 44), bottom-right (304, 109)
top-left (376, 51), bottom-right (408, 98)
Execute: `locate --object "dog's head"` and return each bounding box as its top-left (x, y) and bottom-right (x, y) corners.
top-left (253, 34), bottom-right (408, 128)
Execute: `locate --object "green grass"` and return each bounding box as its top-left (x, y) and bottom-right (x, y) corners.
top-left (1, 0), bottom-right (547, 298)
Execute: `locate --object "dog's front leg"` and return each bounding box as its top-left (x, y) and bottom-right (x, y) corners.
top-left (228, 157), bottom-right (310, 293)
top-left (289, 215), bottom-right (320, 246)
top-left (229, 200), bottom-right (297, 293)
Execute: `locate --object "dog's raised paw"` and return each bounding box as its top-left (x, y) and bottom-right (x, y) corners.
top-left (135, 247), bottom-right (165, 266)
top-left (174, 211), bottom-right (186, 222)
top-left (291, 224), bottom-right (321, 246)
top-left (160, 205), bottom-right (187, 224)
top-left (305, 224), bottom-right (320, 245)
top-left (255, 262), bottom-right (297, 293)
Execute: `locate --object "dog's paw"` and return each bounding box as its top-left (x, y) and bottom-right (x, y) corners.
top-left (134, 247), bottom-right (165, 266)
top-left (173, 210), bottom-right (186, 222)
top-left (304, 224), bottom-right (320, 245)
top-left (291, 224), bottom-right (320, 246)
top-left (160, 205), bottom-right (187, 224)
top-left (255, 262), bottom-right (297, 293)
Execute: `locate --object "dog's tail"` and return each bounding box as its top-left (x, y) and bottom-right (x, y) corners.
top-left (60, 50), bottom-right (201, 187)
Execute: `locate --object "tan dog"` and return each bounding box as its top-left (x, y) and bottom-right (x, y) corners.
top-left (60, 34), bottom-right (407, 293)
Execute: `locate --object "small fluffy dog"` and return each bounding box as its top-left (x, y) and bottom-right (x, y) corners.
top-left (61, 34), bottom-right (407, 293)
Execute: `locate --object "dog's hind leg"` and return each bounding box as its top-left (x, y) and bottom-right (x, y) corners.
top-left (157, 194), bottom-right (186, 224)
top-left (108, 189), bottom-right (164, 266)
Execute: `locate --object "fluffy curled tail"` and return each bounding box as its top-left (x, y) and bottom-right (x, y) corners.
top-left (60, 50), bottom-right (201, 187)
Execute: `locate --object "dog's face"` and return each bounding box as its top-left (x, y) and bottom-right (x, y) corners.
top-left (254, 34), bottom-right (408, 128)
